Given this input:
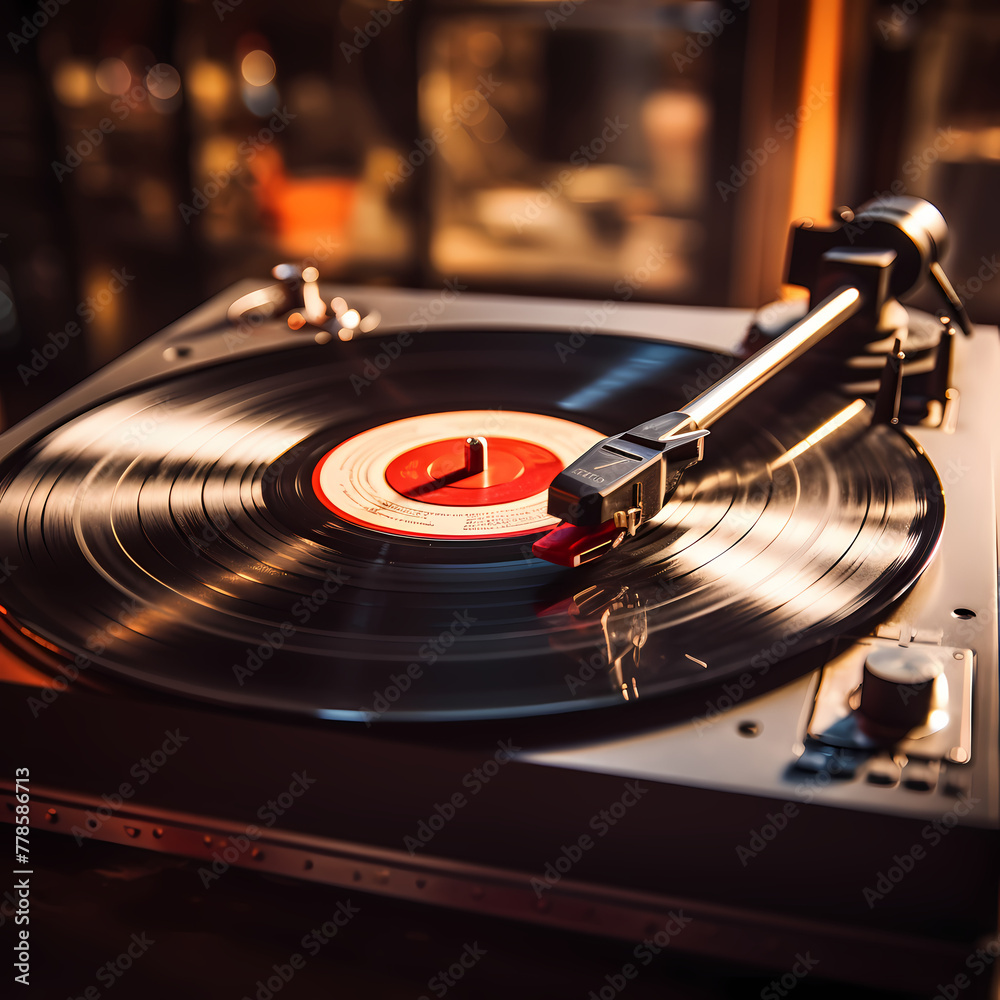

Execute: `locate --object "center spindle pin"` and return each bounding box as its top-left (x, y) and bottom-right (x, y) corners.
top-left (465, 436), bottom-right (488, 475)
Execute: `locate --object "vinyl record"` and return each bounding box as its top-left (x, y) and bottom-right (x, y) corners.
top-left (0, 329), bottom-right (944, 720)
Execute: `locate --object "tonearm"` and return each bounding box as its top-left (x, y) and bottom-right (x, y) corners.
top-left (532, 196), bottom-right (970, 567)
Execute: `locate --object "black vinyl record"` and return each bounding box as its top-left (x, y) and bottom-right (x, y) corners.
top-left (0, 329), bottom-right (944, 720)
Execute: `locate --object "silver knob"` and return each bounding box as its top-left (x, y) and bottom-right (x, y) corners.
top-left (858, 645), bottom-right (942, 736)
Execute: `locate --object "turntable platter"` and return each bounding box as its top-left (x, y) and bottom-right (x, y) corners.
top-left (0, 329), bottom-right (944, 720)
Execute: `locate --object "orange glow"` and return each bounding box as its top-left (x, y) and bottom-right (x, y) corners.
top-left (241, 50), bottom-right (276, 87)
top-left (188, 61), bottom-right (231, 117)
top-left (18, 626), bottom-right (64, 655)
top-left (248, 146), bottom-right (356, 255)
top-left (769, 398), bottom-right (866, 470)
top-left (0, 653), bottom-right (50, 688)
top-left (83, 267), bottom-right (124, 367)
top-left (53, 60), bottom-right (95, 107)
top-left (95, 57), bottom-right (131, 96)
top-left (468, 31), bottom-right (503, 68)
top-left (787, 0), bottom-right (842, 229)
top-left (0, 615), bottom-right (71, 688)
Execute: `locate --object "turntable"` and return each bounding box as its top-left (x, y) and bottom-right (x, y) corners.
top-left (2, 197), bottom-right (998, 996)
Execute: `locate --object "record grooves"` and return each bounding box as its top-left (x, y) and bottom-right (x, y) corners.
top-left (0, 329), bottom-right (944, 721)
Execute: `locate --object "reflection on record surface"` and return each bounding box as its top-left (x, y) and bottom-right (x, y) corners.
top-left (0, 330), bottom-right (943, 720)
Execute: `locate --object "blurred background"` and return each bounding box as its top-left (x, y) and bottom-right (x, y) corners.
top-left (1, 0), bottom-right (998, 425)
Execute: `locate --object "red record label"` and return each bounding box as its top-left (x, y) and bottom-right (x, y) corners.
top-left (313, 410), bottom-right (605, 539)
top-left (384, 437), bottom-right (564, 506)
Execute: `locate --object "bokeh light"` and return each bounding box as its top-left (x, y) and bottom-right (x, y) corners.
top-left (146, 64), bottom-right (181, 100)
top-left (188, 61), bottom-right (232, 118)
top-left (53, 60), bottom-right (95, 107)
top-left (241, 50), bottom-right (276, 87)
top-left (95, 58), bottom-right (131, 96)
